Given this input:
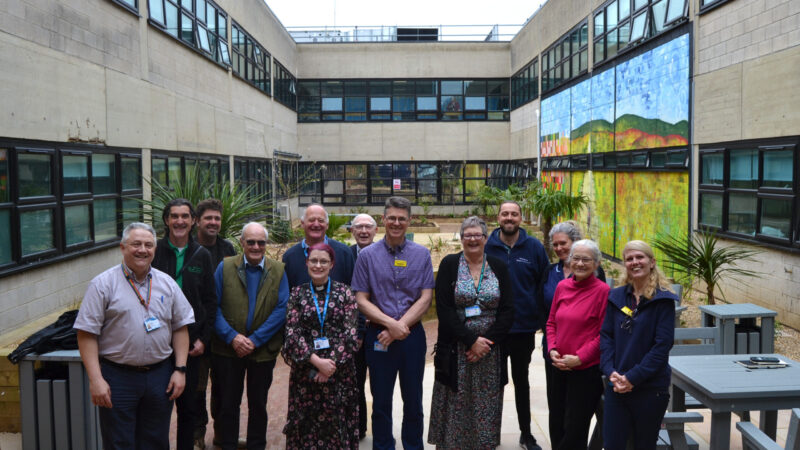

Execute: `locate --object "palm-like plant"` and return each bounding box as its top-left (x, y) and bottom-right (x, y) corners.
top-left (653, 228), bottom-right (761, 305)
top-left (522, 182), bottom-right (588, 253)
top-left (135, 164), bottom-right (272, 240)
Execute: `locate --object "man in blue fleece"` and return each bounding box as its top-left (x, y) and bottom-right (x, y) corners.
top-left (485, 201), bottom-right (549, 450)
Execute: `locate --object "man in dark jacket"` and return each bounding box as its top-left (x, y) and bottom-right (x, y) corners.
top-left (193, 198), bottom-right (236, 447)
top-left (484, 201), bottom-right (549, 450)
top-left (152, 198), bottom-right (217, 450)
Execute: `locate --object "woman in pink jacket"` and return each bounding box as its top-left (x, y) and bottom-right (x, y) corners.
top-left (546, 239), bottom-right (609, 450)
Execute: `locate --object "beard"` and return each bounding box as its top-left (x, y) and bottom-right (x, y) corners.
top-left (499, 222), bottom-right (519, 236)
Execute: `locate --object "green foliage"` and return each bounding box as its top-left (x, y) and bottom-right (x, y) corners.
top-left (653, 228), bottom-right (762, 305)
top-left (523, 181), bottom-right (588, 254)
top-left (427, 235), bottom-right (450, 253)
top-left (325, 214), bottom-right (350, 239)
top-left (269, 219), bottom-right (294, 244)
top-left (474, 185), bottom-right (504, 217)
top-left (136, 163), bottom-right (272, 239)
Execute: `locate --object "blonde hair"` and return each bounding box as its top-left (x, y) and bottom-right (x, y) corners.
top-left (620, 240), bottom-right (673, 299)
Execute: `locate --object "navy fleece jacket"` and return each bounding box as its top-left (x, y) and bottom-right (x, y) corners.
top-left (600, 285), bottom-right (677, 390)
top-left (485, 227), bottom-right (549, 333)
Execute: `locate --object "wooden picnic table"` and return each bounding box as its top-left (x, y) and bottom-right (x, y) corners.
top-left (670, 353), bottom-right (800, 450)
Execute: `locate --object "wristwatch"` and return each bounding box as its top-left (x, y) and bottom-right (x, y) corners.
top-left (174, 365), bottom-right (187, 373)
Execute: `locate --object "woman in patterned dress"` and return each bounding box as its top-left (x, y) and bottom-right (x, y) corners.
top-left (428, 216), bottom-right (515, 449)
top-left (281, 243), bottom-right (360, 449)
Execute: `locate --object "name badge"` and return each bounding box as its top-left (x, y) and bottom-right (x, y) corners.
top-left (144, 316), bottom-right (161, 333)
top-left (373, 341), bottom-right (388, 352)
top-left (465, 305), bottom-right (482, 317)
top-left (394, 259), bottom-right (407, 267)
top-left (621, 306), bottom-right (634, 317)
top-left (314, 337), bottom-right (330, 350)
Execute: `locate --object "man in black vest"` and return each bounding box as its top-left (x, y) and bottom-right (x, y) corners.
top-left (152, 199), bottom-right (217, 450)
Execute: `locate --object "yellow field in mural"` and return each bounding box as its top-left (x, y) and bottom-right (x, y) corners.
top-left (592, 172), bottom-right (617, 258)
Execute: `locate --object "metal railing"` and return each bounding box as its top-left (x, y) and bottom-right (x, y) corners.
top-left (285, 24), bottom-right (524, 43)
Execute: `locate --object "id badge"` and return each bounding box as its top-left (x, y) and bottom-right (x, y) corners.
top-left (314, 337), bottom-right (330, 350)
top-left (373, 341), bottom-right (388, 352)
top-left (143, 316), bottom-right (161, 333)
top-left (465, 305), bottom-right (482, 317)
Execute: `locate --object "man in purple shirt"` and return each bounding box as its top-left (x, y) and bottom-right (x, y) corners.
top-left (351, 197), bottom-right (435, 450)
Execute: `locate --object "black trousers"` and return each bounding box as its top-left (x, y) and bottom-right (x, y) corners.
top-left (505, 332), bottom-right (536, 435)
top-left (211, 354), bottom-right (276, 450)
top-left (603, 386), bottom-right (670, 450)
top-left (175, 354), bottom-right (201, 450)
top-left (548, 364), bottom-right (604, 450)
top-left (355, 341), bottom-right (368, 436)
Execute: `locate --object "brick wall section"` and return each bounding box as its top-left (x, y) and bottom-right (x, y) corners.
top-left (0, 0), bottom-right (141, 76)
top-left (695, 0), bottom-right (800, 75)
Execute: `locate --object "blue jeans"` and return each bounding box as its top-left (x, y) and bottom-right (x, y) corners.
top-left (603, 386), bottom-right (670, 450)
top-left (365, 324), bottom-right (426, 450)
top-left (98, 359), bottom-right (174, 450)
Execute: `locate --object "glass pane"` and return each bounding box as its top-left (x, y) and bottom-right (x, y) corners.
top-left (149, 0), bottom-right (165, 23)
top-left (321, 97), bottom-right (343, 111)
top-left (180, 13), bottom-right (194, 43)
top-left (323, 164), bottom-right (344, 179)
top-left (701, 152), bottom-right (724, 185)
top-left (595, 11), bottom-right (605, 37)
top-left (18, 153), bottom-right (52, 198)
top-left (321, 81), bottom-right (343, 96)
top-left (762, 149), bottom-right (793, 188)
top-left (392, 81), bottom-right (414, 95)
top-left (198, 26), bottom-right (211, 52)
top-left (730, 149), bottom-right (758, 189)
top-left (607, 1), bottom-right (618, 29)
top-left (91, 154), bottom-right (115, 194)
top-left (65, 204), bottom-right (91, 245)
top-left (666, 0), bottom-right (686, 23)
top-left (219, 41), bottom-right (230, 64)
top-left (369, 81), bottom-right (391, 95)
top-left (344, 81), bottom-right (366, 96)
top-left (122, 198), bottom-right (141, 226)
top-left (196, 0), bottom-right (205, 21)
top-left (441, 96), bottom-right (463, 112)
top-left (0, 209), bottom-right (9, 264)
top-left (152, 158), bottom-right (167, 186)
top-left (760, 198), bottom-right (792, 239)
top-left (417, 97), bottom-right (437, 110)
top-left (63, 155), bottom-right (89, 194)
top-left (21, 209), bottom-right (54, 256)
top-left (634, 0), bottom-right (648, 10)
top-left (728, 192), bottom-right (757, 235)
top-left (416, 81), bottom-right (437, 95)
top-left (465, 97), bottom-right (486, 110)
top-left (346, 164), bottom-right (367, 179)
top-left (618, 22), bottom-right (631, 48)
top-left (619, 0), bottom-right (630, 20)
top-left (370, 97), bottom-right (390, 111)
top-left (218, 14), bottom-right (226, 39)
top-left (121, 157), bottom-right (141, 190)
top-left (0, 149), bottom-right (7, 203)
top-left (371, 179), bottom-right (391, 195)
top-left (699, 193), bottom-right (722, 227)
top-left (168, 157), bottom-right (182, 186)
top-left (164, 1), bottom-right (178, 36)
top-left (630, 12), bottom-right (647, 41)
top-left (346, 179), bottom-right (367, 197)
top-left (464, 80), bottom-right (486, 96)
top-left (323, 180), bottom-right (344, 195)
top-left (297, 81), bottom-right (320, 96)
top-left (441, 80), bottom-right (463, 95)
top-left (652, 0), bottom-right (667, 33)
top-left (205, 3), bottom-right (215, 29)
top-left (94, 198), bottom-right (117, 241)
top-left (345, 97), bottom-right (366, 112)
top-left (594, 39), bottom-right (605, 63)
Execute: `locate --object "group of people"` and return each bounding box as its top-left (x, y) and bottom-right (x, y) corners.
top-left (74, 194), bottom-right (677, 450)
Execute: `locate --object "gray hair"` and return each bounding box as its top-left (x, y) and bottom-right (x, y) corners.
top-left (301, 204), bottom-right (329, 222)
top-left (460, 216), bottom-right (488, 237)
top-left (549, 221), bottom-right (583, 248)
top-left (352, 213), bottom-right (377, 228)
top-left (384, 196), bottom-right (412, 217)
top-left (121, 222), bottom-right (156, 244)
top-left (240, 222), bottom-right (268, 241)
top-left (568, 239), bottom-right (602, 263)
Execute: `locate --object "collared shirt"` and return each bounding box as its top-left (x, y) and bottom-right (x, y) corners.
top-left (74, 264), bottom-right (195, 366)
top-left (350, 238), bottom-right (435, 319)
top-left (167, 239), bottom-right (187, 288)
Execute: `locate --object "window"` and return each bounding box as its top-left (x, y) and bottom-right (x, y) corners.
top-left (109, 0), bottom-right (138, 13)
top-left (699, 0), bottom-right (733, 13)
top-left (148, 0), bottom-right (230, 66)
top-left (511, 59), bottom-right (538, 110)
top-left (0, 143), bottom-right (143, 277)
top-left (234, 157), bottom-right (271, 202)
top-left (273, 60), bottom-right (297, 110)
top-left (542, 22), bottom-right (589, 93)
top-left (699, 139), bottom-right (799, 246)
top-left (594, 0), bottom-right (687, 65)
top-left (297, 78), bottom-right (510, 123)
top-left (231, 22), bottom-right (271, 96)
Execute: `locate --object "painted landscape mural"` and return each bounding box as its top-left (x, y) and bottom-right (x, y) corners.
top-left (540, 89), bottom-right (571, 157)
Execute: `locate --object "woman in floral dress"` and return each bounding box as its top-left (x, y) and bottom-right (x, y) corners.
top-left (282, 243), bottom-right (360, 449)
top-left (428, 216), bottom-right (515, 449)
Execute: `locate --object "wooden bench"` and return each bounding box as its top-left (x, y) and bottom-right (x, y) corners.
top-left (736, 408), bottom-right (800, 450)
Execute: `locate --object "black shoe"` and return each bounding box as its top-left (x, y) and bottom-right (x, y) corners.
top-left (520, 434), bottom-right (543, 450)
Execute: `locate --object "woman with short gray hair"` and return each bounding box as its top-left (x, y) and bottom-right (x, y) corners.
top-left (545, 238), bottom-right (609, 449)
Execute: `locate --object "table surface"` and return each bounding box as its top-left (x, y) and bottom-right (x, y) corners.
top-left (670, 354), bottom-right (800, 401)
top-left (21, 349), bottom-right (82, 362)
top-left (698, 303), bottom-right (777, 319)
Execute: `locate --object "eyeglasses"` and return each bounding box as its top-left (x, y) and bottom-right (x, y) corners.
top-left (352, 224), bottom-right (375, 230)
top-left (245, 240), bottom-right (267, 247)
top-left (384, 216), bottom-right (408, 224)
top-left (462, 234), bottom-right (486, 241)
top-left (570, 257), bottom-right (595, 264)
top-left (307, 258), bottom-right (331, 267)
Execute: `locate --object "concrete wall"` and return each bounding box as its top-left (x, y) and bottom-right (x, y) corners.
top-left (0, 0), bottom-right (297, 335)
top-left (691, 0), bottom-right (800, 329)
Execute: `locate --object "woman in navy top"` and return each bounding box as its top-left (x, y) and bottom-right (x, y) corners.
top-left (600, 240), bottom-right (676, 450)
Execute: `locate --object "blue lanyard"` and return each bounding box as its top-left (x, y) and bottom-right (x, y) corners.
top-left (310, 278), bottom-right (331, 334)
top-left (474, 255), bottom-right (486, 296)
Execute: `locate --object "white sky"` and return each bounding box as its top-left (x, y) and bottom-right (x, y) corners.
top-left (264, 0), bottom-right (548, 28)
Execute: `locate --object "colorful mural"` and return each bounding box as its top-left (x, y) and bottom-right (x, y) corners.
top-left (570, 81), bottom-right (592, 154)
top-left (615, 33), bottom-right (690, 151)
top-left (589, 69), bottom-right (616, 153)
top-left (540, 89), bottom-right (571, 157)
top-left (590, 172), bottom-right (617, 258)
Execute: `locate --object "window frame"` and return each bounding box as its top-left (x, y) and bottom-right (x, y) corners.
top-left (146, 0), bottom-right (230, 69)
top-left (231, 21), bottom-right (271, 97)
top-left (541, 20), bottom-right (589, 94)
